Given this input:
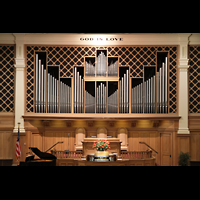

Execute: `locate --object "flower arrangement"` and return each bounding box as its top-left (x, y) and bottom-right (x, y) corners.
top-left (92, 139), bottom-right (110, 151)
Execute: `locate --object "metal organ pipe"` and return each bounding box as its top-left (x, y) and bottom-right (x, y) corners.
top-left (96, 83), bottom-right (106, 113)
top-left (74, 67), bottom-right (84, 113)
top-left (85, 60), bottom-right (95, 76)
top-left (108, 60), bottom-right (118, 76)
top-left (60, 80), bottom-right (71, 113)
top-left (131, 83), bottom-right (142, 113)
top-left (85, 90), bottom-right (95, 113)
top-left (131, 57), bottom-right (168, 114)
top-left (35, 54), bottom-right (47, 113)
top-left (108, 89), bottom-right (118, 113)
top-left (165, 57), bottom-right (168, 113)
top-left (35, 54), bottom-right (38, 112)
top-left (97, 52), bottom-right (107, 76)
top-left (119, 70), bottom-right (129, 113)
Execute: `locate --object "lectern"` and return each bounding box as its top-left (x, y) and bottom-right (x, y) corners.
top-left (81, 138), bottom-right (122, 157)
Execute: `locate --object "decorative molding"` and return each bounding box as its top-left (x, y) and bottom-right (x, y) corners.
top-left (13, 127), bottom-right (26, 133)
top-left (178, 59), bottom-right (189, 68)
top-left (177, 128), bottom-right (190, 134)
top-left (2, 33), bottom-right (200, 46)
top-left (14, 58), bottom-right (25, 67)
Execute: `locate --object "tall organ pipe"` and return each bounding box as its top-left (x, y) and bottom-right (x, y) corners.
top-left (44, 69), bottom-right (46, 112)
top-left (97, 52), bottom-right (107, 76)
top-left (96, 83), bottom-right (106, 113)
top-left (156, 57), bottom-right (168, 113)
top-left (35, 54), bottom-right (47, 113)
top-left (165, 57), bottom-right (168, 113)
top-left (74, 67), bottom-right (77, 113)
top-left (74, 67), bottom-right (84, 113)
top-left (35, 54), bottom-right (38, 112)
top-left (119, 70), bottom-right (129, 113)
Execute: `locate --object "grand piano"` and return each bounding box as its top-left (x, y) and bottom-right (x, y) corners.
top-left (20, 142), bottom-right (63, 166)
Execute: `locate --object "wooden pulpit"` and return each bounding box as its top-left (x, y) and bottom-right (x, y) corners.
top-left (81, 138), bottom-right (122, 157)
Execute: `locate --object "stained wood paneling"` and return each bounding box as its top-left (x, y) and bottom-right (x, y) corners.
top-left (0, 132), bottom-right (13, 159)
top-left (190, 132), bottom-right (200, 161)
top-left (161, 133), bottom-right (172, 166)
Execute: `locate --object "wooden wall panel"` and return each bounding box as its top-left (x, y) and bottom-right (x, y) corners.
top-left (189, 116), bottom-right (200, 161)
top-left (177, 135), bottom-right (190, 157)
top-left (190, 132), bottom-right (200, 161)
top-left (0, 132), bottom-right (13, 159)
top-left (30, 131), bottom-right (76, 153)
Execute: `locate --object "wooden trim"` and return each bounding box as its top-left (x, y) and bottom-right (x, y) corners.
top-left (23, 113), bottom-right (181, 121)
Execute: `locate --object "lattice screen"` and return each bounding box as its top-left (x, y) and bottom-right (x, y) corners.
top-left (189, 45), bottom-right (200, 113)
top-left (26, 45), bottom-right (177, 113)
top-left (0, 45), bottom-right (15, 112)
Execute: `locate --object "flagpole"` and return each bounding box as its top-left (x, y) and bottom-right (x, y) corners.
top-left (17, 122), bottom-right (20, 166)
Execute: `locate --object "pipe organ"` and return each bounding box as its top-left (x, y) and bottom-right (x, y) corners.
top-left (34, 49), bottom-right (170, 114)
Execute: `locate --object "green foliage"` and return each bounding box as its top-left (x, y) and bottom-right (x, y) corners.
top-left (178, 151), bottom-right (190, 166)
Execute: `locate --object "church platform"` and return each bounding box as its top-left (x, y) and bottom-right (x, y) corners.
top-left (56, 157), bottom-right (156, 166)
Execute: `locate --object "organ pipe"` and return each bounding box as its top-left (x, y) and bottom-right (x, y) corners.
top-left (85, 60), bottom-right (95, 76)
top-left (108, 60), bottom-right (118, 76)
top-left (96, 52), bottom-right (107, 76)
top-left (96, 82), bottom-right (106, 113)
top-left (119, 70), bottom-right (129, 113)
top-left (35, 54), bottom-right (47, 113)
top-left (60, 80), bottom-right (71, 113)
top-left (108, 89), bottom-right (118, 113)
top-left (131, 57), bottom-right (168, 114)
top-left (85, 90), bottom-right (95, 113)
top-left (74, 67), bottom-right (84, 113)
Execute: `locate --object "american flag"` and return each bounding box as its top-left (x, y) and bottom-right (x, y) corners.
top-left (16, 123), bottom-right (21, 161)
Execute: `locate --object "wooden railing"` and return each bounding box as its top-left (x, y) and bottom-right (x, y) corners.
top-left (52, 150), bottom-right (152, 160)
top-left (121, 151), bottom-right (152, 159)
top-left (51, 150), bottom-right (82, 159)
top-left (139, 142), bottom-right (158, 154)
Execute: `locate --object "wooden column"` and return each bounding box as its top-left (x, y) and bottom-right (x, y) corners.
top-left (13, 33), bottom-right (26, 133)
top-left (177, 34), bottom-right (191, 134)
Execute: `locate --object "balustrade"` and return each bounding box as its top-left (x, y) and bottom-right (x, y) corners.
top-left (53, 150), bottom-right (152, 160)
top-left (121, 151), bottom-right (152, 159)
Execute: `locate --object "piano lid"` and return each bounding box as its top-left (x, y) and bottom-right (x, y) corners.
top-left (29, 147), bottom-right (57, 160)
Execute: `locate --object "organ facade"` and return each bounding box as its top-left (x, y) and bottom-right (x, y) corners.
top-left (0, 33), bottom-right (200, 166)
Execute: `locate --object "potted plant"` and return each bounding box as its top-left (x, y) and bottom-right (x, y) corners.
top-left (178, 151), bottom-right (190, 166)
top-left (92, 139), bottom-right (110, 157)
